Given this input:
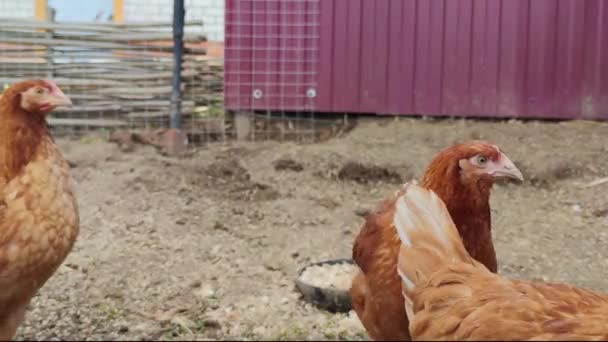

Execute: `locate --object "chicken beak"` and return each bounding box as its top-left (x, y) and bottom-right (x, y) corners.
top-left (489, 153), bottom-right (524, 182)
top-left (48, 88), bottom-right (73, 109)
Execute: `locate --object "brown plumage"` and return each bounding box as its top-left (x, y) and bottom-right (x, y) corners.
top-left (0, 79), bottom-right (79, 340)
top-left (351, 141), bottom-right (523, 341)
top-left (395, 183), bottom-right (608, 341)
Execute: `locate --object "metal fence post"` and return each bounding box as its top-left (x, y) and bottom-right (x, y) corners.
top-left (170, 0), bottom-right (185, 129)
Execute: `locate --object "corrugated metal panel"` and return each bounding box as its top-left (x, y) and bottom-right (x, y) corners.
top-left (226, 0), bottom-right (608, 120)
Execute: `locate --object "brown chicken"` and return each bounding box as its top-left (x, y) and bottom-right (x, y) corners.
top-left (351, 141), bottom-right (524, 340)
top-left (0, 79), bottom-right (79, 340)
top-left (395, 183), bottom-right (608, 340)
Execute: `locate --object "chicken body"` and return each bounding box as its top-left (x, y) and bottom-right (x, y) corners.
top-left (351, 142), bottom-right (523, 340)
top-left (0, 80), bottom-right (79, 340)
top-left (394, 183), bottom-right (608, 341)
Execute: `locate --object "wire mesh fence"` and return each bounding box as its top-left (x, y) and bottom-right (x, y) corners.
top-left (224, 0), bottom-right (353, 144)
top-left (0, 0), bottom-right (354, 147)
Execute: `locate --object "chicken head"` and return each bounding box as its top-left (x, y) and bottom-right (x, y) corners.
top-left (457, 143), bottom-right (524, 183)
top-left (18, 80), bottom-right (72, 115)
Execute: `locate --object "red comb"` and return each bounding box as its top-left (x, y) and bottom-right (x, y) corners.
top-left (42, 79), bottom-right (57, 87)
top-left (41, 79), bottom-right (61, 93)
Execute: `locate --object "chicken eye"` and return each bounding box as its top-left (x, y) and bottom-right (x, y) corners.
top-left (476, 155), bottom-right (488, 166)
top-left (36, 88), bottom-right (44, 94)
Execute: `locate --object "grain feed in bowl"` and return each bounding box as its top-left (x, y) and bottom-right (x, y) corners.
top-left (298, 262), bottom-right (359, 291)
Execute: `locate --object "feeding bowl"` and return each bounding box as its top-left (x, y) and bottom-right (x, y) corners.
top-left (294, 258), bottom-right (357, 313)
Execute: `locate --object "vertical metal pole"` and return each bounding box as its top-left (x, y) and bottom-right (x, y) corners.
top-left (170, 0), bottom-right (185, 129)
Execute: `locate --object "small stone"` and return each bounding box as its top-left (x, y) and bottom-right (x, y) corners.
top-left (273, 158), bottom-right (304, 172)
top-left (109, 130), bottom-right (133, 145)
top-left (213, 222), bottom-right (229, 231)
top-left (354, 206), bottom-right (370, 217)
top-left (171, 315), bottom-right (196, 329)
top-left (264, 263), bottom-right (280, 272)
top-left (317, 197), bottom-right (340, 209)
top-left (195, 285), bottom-right (215, 299)
top-left (592, 208), bottom-right (608, 217)
top-left (203, 319), bottom-right (221, 329)
top-left (119, 143), bottom-right (135, 153)
top-left (253, 326), bottom-right (267, 335)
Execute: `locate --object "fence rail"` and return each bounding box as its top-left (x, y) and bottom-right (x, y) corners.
top-left (0, 18), bottom-right (224, 136)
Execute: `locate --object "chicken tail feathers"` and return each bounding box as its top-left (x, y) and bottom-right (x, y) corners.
top-left (393, 183), bottom-right (472, 293)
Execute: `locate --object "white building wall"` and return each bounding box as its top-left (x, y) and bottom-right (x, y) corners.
top-left (0, 0), bottom-right (36, 19)
top-left (123, 0), bottom-right (224, 41)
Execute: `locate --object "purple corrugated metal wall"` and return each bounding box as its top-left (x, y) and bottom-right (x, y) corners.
top-left (225, 0), bottom-right (608, 120)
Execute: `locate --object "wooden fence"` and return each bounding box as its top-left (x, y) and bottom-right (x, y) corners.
top-left (0, 18), bottom-right (224, 136)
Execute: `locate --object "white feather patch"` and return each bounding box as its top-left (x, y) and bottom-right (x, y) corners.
top-left (393, 184), bottom-right (457, 293)
top-left (403, 292), bottom-right (415, 321)
top-left (394, 197), bottom-right (413, 246)
top-left (398, 268), bottom-right (415, 290)
top-left (428, 190), bottom-right (451, 246)
top-left (403, 186), bottom-right (451, 248)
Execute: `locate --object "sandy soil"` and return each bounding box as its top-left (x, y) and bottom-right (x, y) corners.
top-left (14, 117), bottom-right (608, 341)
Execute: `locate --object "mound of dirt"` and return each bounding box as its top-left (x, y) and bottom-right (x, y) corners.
top-left (204, 157), bottom-right (280, 201)
top-left (229, 182), bottom-right (281, 202)
top-left (337, 161), bottom-right (404, 185)
top-left (206, 158), bottom-right (251, 183)
top-left (273, 157), bottom-right (304, 172)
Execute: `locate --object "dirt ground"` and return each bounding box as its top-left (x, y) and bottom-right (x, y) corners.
top-left (14, 117), bottom-right (608, 341)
